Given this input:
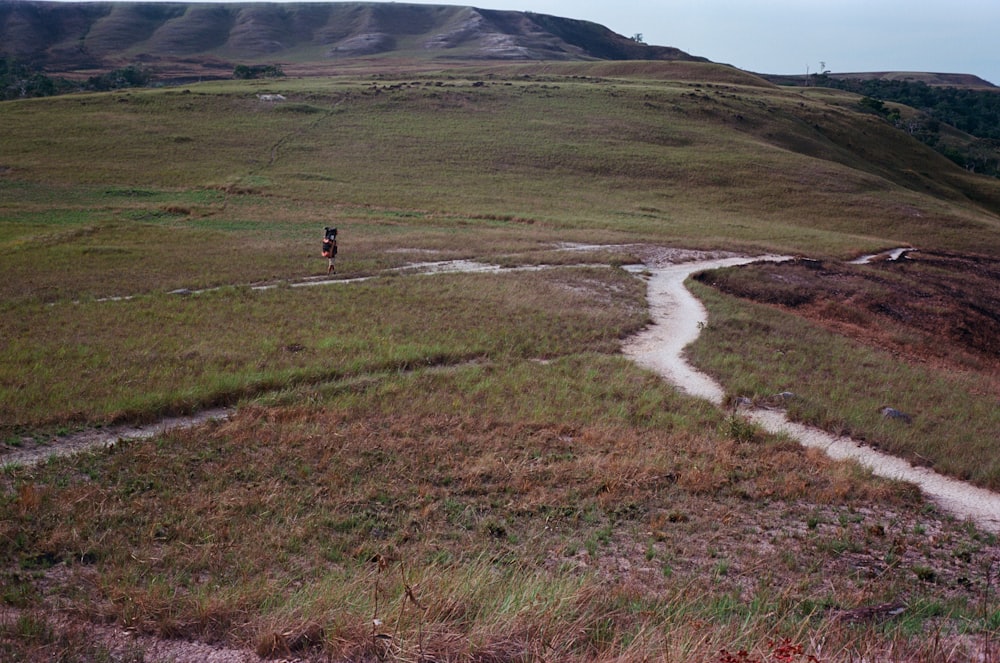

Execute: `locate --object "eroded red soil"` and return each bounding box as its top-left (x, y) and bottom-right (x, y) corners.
top-left (701, 250), bottom-right (1000, 389)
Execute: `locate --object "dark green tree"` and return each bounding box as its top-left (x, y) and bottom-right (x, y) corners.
top-left (84, 65), bottom-right (153, 91)
top-left (1, 58), bottom-right (68, 100)
top-left (232, 64), bottom-right (285, 80)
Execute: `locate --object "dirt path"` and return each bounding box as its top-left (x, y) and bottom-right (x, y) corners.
top-left (623, 254), bottom-right (789, 403)
top-left (7, 257), bottom-right (587, 468)
top-left (849, 246), bottom-right (916, 264)
top-left (623, 252), bottom-right (1000, 534)
top-left (1, 408), bottom-right (232, 468)
top-left (747, 409), bottom-right (1000, 532)
top-left (13, 247), bottom-right (1000, 534)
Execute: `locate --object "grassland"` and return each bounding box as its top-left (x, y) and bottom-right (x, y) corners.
top-left (2, 61), bottom-right (999, 661)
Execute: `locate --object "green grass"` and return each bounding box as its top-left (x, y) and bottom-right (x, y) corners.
top-left (1, 63), bottom-right (999, 659)
top-left (3, 71), bottom-right (999, 256)
top-left (2, 358), bottom-right (996, 659)
top-left (0, 266), bottom-right (647, 431)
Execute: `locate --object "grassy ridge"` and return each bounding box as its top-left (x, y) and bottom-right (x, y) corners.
top-left (3, 68), bottom-right (999, 256)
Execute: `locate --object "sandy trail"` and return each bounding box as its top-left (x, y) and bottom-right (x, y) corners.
top-left (849, 247), bottom-right (916, 264)
top-left (748, 409), bottom-right (1000, 532)
top-left (1, 408), bottom-right (232, 469)
top-left (623, 253), bottom-right (1000, 534)
top-left (623, 255), bottom-right (788, 403)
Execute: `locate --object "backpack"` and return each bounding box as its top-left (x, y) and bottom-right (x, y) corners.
top-left (322, 227), bottom-right (338, 257)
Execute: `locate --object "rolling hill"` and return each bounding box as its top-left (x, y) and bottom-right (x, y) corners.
top-left (0, 0), bottom-right (706, 77)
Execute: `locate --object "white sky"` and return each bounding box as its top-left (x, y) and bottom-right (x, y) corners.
top-left (389, 0), bottom-right (1000, 84)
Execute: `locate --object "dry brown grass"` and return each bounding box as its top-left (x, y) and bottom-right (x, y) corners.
top-left (3, 359), bottom-right (998, 659)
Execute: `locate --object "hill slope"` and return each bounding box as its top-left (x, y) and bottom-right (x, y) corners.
top-left (2, 52), bottom-right (1000, 663)
top-left (0, 1), bottom-right (707, 74)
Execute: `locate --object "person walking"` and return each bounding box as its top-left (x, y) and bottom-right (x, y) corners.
top-left (322, 227), bottom-right (338, 274)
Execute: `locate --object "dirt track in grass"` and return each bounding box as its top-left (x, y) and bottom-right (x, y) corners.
top-left (622, 246), bottom-right (1000, 534)
top-left (6, 245), bottom-right (999, 535)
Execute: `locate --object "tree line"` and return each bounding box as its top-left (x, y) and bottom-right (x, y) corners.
top-left (1, 59), bottom-right (155, 100)
top-left (816, 75), bottom-right (1000, 176)
top-left (820, 76), bottom-right (1000, 141)
top-left (1, 58), bottom-right (71, 99)
top-left (2, 59), bottom-right (284, 101)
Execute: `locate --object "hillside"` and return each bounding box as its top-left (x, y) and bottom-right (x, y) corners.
top-left (758, 70), bottom-right (1000, 177)
top-left (2, 19), bottom-right (1000, 663)
top-left (0, 0), bottom-right (706, 77)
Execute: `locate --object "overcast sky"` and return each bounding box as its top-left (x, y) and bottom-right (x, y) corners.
top-left (382, 0), bottom-right (1000, 85)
